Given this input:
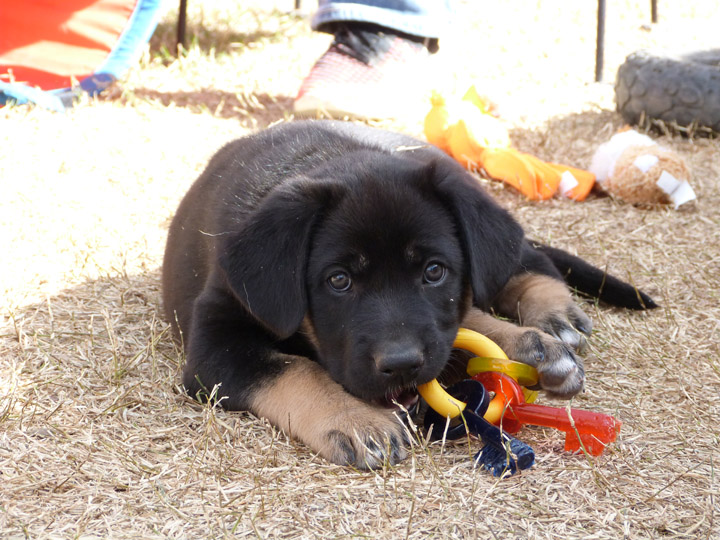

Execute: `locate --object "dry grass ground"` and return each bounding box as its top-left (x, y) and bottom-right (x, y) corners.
top-left (1, 1), bottom-right (719, 538)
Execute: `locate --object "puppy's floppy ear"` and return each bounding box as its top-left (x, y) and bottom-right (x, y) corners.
top-left (429, 158), bottom-right (525, 308)
top-left (218, 178), bottom-right (342, 339)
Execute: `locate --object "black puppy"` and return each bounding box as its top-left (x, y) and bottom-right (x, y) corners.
top-left (162, 120), bottom-right (654, 469)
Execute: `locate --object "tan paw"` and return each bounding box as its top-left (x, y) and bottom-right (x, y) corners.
top-left (320, 404), bottom-right (409, 469)
top-left (494, 273), bottom-right (592, 353)
top-left (462, 308), bottom-right (585, 398)
top-left (249, 357), bottom-right (409, 468)
top-left (503, 328), bottom-right (585, 398)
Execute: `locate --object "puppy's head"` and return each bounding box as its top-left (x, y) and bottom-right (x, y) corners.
top-left (220, 151), bottom-right (523, 405)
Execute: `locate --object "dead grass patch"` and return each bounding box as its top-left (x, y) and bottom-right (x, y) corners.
top-left (1, 1), bottom-right (718, 538)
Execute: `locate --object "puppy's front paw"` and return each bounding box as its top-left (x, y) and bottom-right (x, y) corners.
top-left (249, 357), bottom-right (409, 469)
top-left (507, 329), bottom-right (585, 398)
top-left (531, 303), bottom-right (592, 354)
top-left (461, 308), bottom-right (585, 398)
top-left (495, 273), bottom-right (592, 353)
top-left (322, 405), bottom-right (409, 469)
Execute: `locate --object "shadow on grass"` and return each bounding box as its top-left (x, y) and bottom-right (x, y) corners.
top-left (1, 269), bottom-right (180, 407)
top-left (127, 88), bottom-right (295, 127)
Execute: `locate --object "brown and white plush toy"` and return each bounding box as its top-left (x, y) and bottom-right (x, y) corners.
top-left (589, 129), bottom-right (696, 208)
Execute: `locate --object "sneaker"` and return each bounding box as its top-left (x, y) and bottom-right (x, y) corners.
top-left (293, 22), bottom-right (434, 120)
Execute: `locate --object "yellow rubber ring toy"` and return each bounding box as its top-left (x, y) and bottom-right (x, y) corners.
top-left (454, 327), bottom-right (508, 359)
top-left (454, 328), bottom-right (540, 403)
top-left (417, 328), bottom-right (539, 420)
top-left (416, 379), bottom-right (466, 418)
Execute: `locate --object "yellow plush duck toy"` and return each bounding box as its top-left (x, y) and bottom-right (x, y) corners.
top-left (424, 87), bottom-right (595, 201)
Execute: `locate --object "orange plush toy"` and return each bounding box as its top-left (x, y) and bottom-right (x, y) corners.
top-left (424, 87), bottom-right (595, 201)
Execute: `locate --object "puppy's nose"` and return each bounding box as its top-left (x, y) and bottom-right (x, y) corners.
top-left (375, 347), bottom-right (424, 380)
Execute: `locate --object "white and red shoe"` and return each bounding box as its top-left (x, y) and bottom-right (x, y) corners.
top-left (294, 23), bottom-right (433, 120)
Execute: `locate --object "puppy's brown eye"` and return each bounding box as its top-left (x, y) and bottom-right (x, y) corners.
top-left (423, 262), bottom-right (446, 284)
top-left (328, 272), bottom-right (352, 292)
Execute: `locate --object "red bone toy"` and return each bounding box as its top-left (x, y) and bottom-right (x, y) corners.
top-left (472, 371), bottom-right (622, 456)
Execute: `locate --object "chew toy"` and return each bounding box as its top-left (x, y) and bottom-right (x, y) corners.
top-left (419, 328), bottom-right (539, 476)
top-left (472, 371), bottom-right (622, 456)
top-left (418, 328), bottom-right (538, 422)
top-left (424, 87), bottom-right (596, 201)
top-left (424, 379), bottom-right (535, 477)
top-left (418, 328), bottom-right (622, 457)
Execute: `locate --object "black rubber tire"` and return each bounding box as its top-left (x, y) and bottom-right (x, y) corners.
top-left (615, 49), bottom-right (720, 134)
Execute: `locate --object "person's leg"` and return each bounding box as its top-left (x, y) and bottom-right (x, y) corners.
top-left (293, 1), bottom-right (451, 120)
top-left (311, 0), bottom-right (450, 39)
